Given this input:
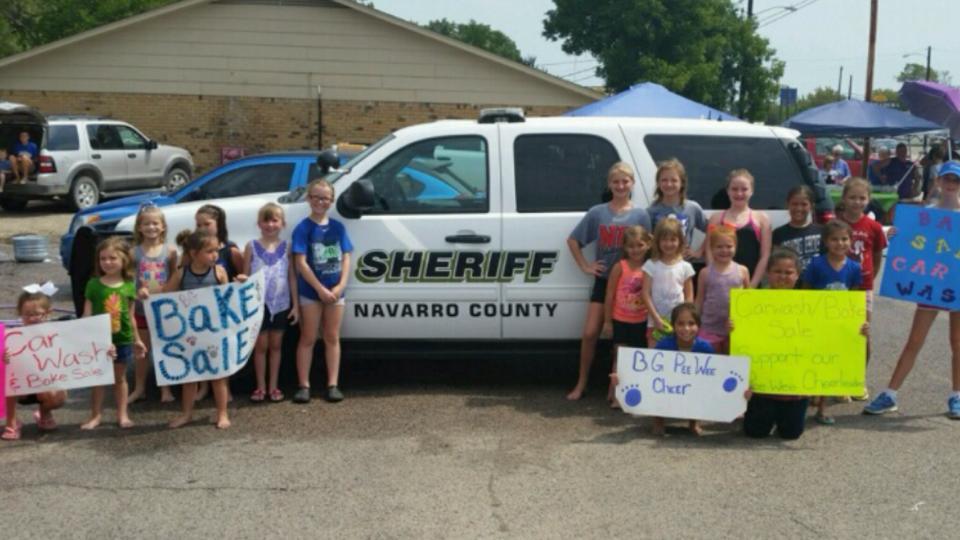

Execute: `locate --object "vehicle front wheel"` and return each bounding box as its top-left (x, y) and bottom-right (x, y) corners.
top-left (164, 167), bottom-right (190, 192)
top-left (70, 176), bottom-right (100, 211)
top-left (0, 196), bottom-right (29, 211)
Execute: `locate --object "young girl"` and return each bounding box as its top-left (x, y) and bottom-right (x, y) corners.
top-left (695, 226), bottom-right (750, 354)
top-left (3, 286), bottom-right (67, 440)
top-left (292, 179), bottom-right (353, 404)
top-left (772, 186), bottom-right (822, 274)
top-left (602, 225), bottom-right (652, 407)
top-left (864, 161), bottom-right (960, 418)
top-left (161, 230), bottom-right (231, 428)
top-left (566, 162), bottom-right (651, 401)
top-left (838, 177), bottom-right (886, 401)
top-left (129, 204), bottom-right (178, 404)
top-left (742, 248), bottom-right (810, 440)
top-left (653, 303), bottom-right (714, 436)
top-left (646, 159), bottom-right (707, 259)
top-left (243, 203), bottom-right (299, 402)
top-left (801, 220), bottom-right (862, 424)
top-left (81, 237), bottom-right (144, 430)
top-left (641, 217), bottom-right (695, 347)
top-left (707, 169), bottom-right (772, 287)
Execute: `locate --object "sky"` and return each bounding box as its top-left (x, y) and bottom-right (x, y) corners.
top-left (369, 0), bottom-right (959, 101)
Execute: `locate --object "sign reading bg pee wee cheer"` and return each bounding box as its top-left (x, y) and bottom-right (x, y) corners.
top-left (879, 204), bottom-right (959, 310)
top-left (145, 272), bottom-right (264, 386)
top-left (730, 289), bottom-right (866, 396)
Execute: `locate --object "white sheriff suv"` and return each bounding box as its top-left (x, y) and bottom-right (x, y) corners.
top-left (108, 110), bottom-right (831, 346)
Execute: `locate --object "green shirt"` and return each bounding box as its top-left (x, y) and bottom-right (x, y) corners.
top-left (84, 278), bottom-right (136, 345)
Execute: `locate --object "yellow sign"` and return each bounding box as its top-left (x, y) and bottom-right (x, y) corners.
top-left (729, 289), bottom-right (866, 396)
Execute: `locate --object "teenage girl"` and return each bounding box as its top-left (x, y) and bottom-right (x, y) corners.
top-left (864, 161), bottom-right (960, 418)
top-left (695, 225), bottom-right (750, 354)
top-left (243, 203), bottom-right (299, 402)
top-left (3, 286), bottom-right (68, 440)
top-left (129, 204), bottom-right (178, 403)
top-left (646, 159), bottom-right (707, 259)
top-left (707, 169), bottom-right (772, 287)
top-left (566, 162), bottom-right (652, 401)
top-left (162, 230), bottom-right (231, 429)
top-left (641, 217), bottom-right (695, 347)
top-left (81, 237), bottom-right (144, 430)
top-left (772, 186), bottom-right (822, 274)
top-left (602, 225), bottom-right (651, 407)
top-left (653, 303), bottom-right (715, 436)
top-left (292, 179), bottom-right (353, 404)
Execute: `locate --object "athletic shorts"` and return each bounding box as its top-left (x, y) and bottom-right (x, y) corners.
top-left (613, 320), bottom-right (647, 348)
top-left (262, 307), bottom-right (291, 331)
top-left (590, 278), bottom-right (608, 304)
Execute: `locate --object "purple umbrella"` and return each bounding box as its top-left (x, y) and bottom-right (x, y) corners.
top-left (899, 80), bottom-right (960, 138)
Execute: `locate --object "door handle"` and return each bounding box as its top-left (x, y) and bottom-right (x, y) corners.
top-left (445, 234), bottom-right (490, 244)
top-left (91, 154), bottom-right (101, 159)
top-left (127, 153), bottom-right (137, 158)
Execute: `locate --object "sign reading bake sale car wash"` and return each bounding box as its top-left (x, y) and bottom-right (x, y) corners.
top-left (145, 272), bottom-right (264, 386)
top-left (880, 204), bottom-right (959, 310)
top-left (615, 347), bottom-right (750, 422)
top-left (3, 315), bottom-right (114, 396)
top-left (730, 290), bottom-right (866, 396)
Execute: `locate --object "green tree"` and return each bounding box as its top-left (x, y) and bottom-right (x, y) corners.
top-left (426, 18), bottom-right (536, 67)
top-left (896, 62), bottom-right (951, 85)
top-left (542, 0), bottom-right (783, 121)
top-left (794, 86), bottom-right (842, 113)
top-left (871, 88), bottom-right (904, 110)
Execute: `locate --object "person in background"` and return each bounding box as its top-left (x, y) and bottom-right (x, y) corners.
top-left (922, 145), bottom-right (945, 203)
top-left (820, 155), bottom-right (837, 184)
top-left (883, 143), bottom-right (918, 201)
top-left (9, 131), bottom-right (39, 183)
top-left (868, 147), bottom-right (891, 186)
top-left (830, 145), bottom-right (852, 184)
top-left (0, 148), bottom-right (11, 192)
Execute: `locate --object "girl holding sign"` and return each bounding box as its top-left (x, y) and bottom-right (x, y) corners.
top-left (81, 238), bottom-right (145, 430)
top-left (653, 303), bottom-right (715, 436)
top-left (161, 230), bottom-right (231, 429)
top-left (864, 161), bottom-right (960, 419)
top-left (2, 286), bottom-right (67, 440)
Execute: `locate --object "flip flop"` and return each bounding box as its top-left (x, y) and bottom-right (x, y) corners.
top-left (815, 414), bottom-right (836, 425)
top-left (2, 421), bottom-right (23, 441)
top-left (250, 389), bottom-right (266, 402)
top-left (268, 389), bottom-right (284, 402)
top-left (33, 410), bottom-right (58, 431)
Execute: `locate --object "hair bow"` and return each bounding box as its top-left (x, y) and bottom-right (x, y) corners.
top-left (22, 281), bottom-right (58, 296)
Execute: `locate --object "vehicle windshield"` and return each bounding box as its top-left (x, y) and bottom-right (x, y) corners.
top-left (280, 133), bottom-right (395, 203)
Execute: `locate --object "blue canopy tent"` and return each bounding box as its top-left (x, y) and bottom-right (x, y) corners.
top-left (782, 99), bottom-right (941, 136)
top-left (564, 82), bottom-right (741, 121)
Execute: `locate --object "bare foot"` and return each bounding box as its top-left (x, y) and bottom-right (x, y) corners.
top-left (128, 390), bottom-right (145, 404)
top-left (118, 417), bottom-right (135, 429)
top-left (160, 390), bottom-right (176, 403)
top-left (565, 387), bottom-right (585, 401)
top-left (688, 421), bottom-right (703, 437)
top-left (168, 415), bottom-right (192, 429)
top-left (608, 398), bottom-right (621, 410)
top-left (651, 418), bottom-right (666, 437)
top-left (80, 416), bottom-right (102, 430)
top-left (215, 417), bottom-right (231, 430)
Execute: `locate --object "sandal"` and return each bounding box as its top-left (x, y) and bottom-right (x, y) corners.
top-left (2, 421), bottom-right (23, 441)
top-left (268, 389), bottom-right (284, 402)
top-left (33, 410), bottom-right (58, 431)
top-left (815, 413), bottom-right (836, 425)
top-left (250, 389), bottom-right (266, 402)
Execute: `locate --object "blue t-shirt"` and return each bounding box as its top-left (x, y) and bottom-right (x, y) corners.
top-left (569, 203), bottom-right (651, 279)
top-left (654, 335), bottom-right (715, 354)
top-left (0, 160), bottom-right (10, 171)
top-left (832, 158), bottom-right (851, 179)
top-left (801, 254), bottom-right (862, 291)
top-left (292, 217), bottom-right (353, 298)
top-left (12, 141), bottom-right (39, 160)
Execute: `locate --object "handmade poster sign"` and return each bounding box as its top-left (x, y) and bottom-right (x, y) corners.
top-left (615, 347), bottom-right (750, 422)
top-left (3, 315), bottom-right (114, 396)
top-left (145, 272), bottom-right (264, 386)
top-left (730, 289), bottom-right (866, 396)
top-left (880, 204), bottom-right (959, 310)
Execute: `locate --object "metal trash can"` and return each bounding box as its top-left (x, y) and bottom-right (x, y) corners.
top-left (11, 234), bottom-right (48, 262)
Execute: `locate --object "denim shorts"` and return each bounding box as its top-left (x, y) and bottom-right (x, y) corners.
top-left (114, 344), bottom-right (134, 365)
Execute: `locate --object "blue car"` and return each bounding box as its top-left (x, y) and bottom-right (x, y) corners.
top-left (60, 151), bottom-right (331, 268)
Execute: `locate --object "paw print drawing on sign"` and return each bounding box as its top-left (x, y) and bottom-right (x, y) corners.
top-left (178, 290), bottom-right (199, 307)
top-left (723, 371), bottom-right (744, 393)
top-left (620, 384), bottom-right (642, 407)
top-left (206, 345), bottom-right (219, 359)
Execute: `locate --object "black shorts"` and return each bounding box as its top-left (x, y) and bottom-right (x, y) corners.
top-left (262, 307), bottom-right (290, 331)
top-left (589, 277), bottom-right (608, 304)
top-left (613, 320), bottom-right (648, 348)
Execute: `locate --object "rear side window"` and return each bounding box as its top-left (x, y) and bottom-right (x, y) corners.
top-left (47, 125), bottom-right (79, 151)
top-left (86, 124), bottom-right (123, 150)
top-left (644, 135), bottom-right (804, 210)
top-left (514, 134), bottom-right (620, 212)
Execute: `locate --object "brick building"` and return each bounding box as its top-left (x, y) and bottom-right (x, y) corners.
top-left (0, 0), bottom-right (600, 171)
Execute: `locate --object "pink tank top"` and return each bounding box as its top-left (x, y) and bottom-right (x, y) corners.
top-left (613, 260), bottom-right (647, 323)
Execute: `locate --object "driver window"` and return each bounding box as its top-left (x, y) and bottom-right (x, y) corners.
top-left (360, 136), bottom-right (488, 215)
top-left (117, 125), bottom-right (147, 150)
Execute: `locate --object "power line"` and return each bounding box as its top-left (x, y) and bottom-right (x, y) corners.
top-left (758, 0), bottom-right (820, 28)
top-left (557, 64), bottom-right (598, 78)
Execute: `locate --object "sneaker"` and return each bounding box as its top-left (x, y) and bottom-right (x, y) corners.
top-left (292, 387), bottom-right (311, 404)
top-left (863, 392), bottom-right (898, 415)
top-left (324, 385), bottom-right (344, 403)
top-left (948, 396), bottom-right (960, 420)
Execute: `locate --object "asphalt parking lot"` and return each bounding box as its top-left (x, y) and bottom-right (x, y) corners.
top-left (1, 229), bottom-right (959, 539)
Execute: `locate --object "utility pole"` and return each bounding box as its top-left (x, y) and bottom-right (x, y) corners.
top-left (863, 0), bottom-right (878, 173)
top-left (848, 75), bottom-right (853, 99)
top-left (737, 0), bottom-right (754, 118)
top-left (926, 46), bottom-right (932, 80)
top-left (837, 66), bottom-right (844, 96)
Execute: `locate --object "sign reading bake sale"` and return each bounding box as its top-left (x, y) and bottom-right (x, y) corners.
top-left (3, 315), bottom-right (114, 396)
top-left (880, 204), bottom-right (959, 310)
top-left (615, 347), bottom-right (750, 422)
top-left (730, 289), bottom-right (866, 396)
top-left (145, 272), bottom-right (264, 386)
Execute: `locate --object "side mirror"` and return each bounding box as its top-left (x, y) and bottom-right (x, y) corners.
top-left (146, 140), bottom-right (159, 150)
top-left (336, 179), bottom-right (375, 219)
top-left (316, 150), bottom-right (339, 176)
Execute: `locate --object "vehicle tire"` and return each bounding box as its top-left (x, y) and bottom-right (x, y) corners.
top-left (70, 176), bottom-right (100, 211)
top-left (0, 197), bottom-right (29, 211)
top-left (164, 167), bottom-right (190, 192)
